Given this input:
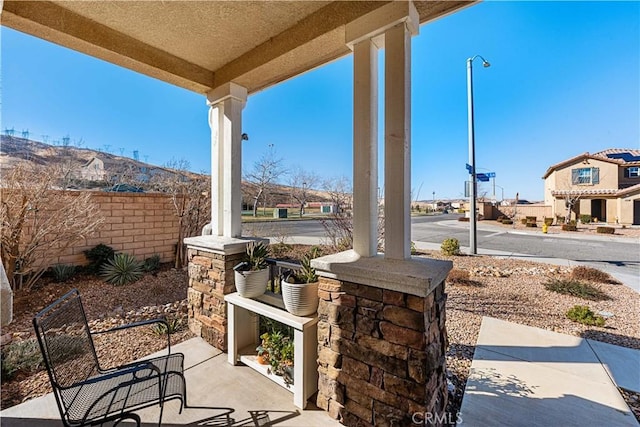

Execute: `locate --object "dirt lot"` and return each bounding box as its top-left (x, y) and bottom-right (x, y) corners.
top-left (1, 250), bottom-right (638, 422)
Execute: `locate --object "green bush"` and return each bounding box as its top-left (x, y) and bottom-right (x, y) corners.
top-left (1, 339), bottom-right (43, 380)
top-left (520, 218), bottom-right (528, 225)
top-left (526, 216), bottom-right (537, 222)
top-left (441, 238), bottom-right (460, 256)
top-left (83, 244), bottom-right (115, 274)
top-left (579, 214), bottom-right (592, 224)
top-left (562, 224), bottom-right (577, 231)
top-left (556, 215), bottom-right (566, 224)
top-left (525, 222), bottom-right (537, 228)
top-left (100, 253), bottom-right (144, 286)
top-left (501, 219), bottom-right (513, 225)
top-left (410, 241), bottom-right (417, 255)
top-left (149, 318), bottom-right (182, 335)
top-left (596, 226), bottom-right (615, 234)
top-left (143, 254), bottom-right (161, 272)
top-left (544, 279), bottom-right (611, 301)
top-left (544, 217), bottom-right (554, 226)
top-left (566, 305), bottom-right (605, 327)
top-left (51, 264), bottom-right (76, 282)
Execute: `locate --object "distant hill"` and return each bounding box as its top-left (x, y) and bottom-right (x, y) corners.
top-left (0, 135), bottom-right (196, 188)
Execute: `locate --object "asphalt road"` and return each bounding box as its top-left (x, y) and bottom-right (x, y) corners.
top-left (243, 214), bottom-right (640, 291)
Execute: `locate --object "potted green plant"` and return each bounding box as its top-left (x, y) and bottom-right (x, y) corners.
top-left (257, 329), bottom-right (294, 386)
top-left (281, 247), bottom-right (320, 316)
top-left (233, 241), bottom-right (269, 298)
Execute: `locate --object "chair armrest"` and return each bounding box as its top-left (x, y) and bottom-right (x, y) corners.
top-left (91, 318), bottom-right (171, 353)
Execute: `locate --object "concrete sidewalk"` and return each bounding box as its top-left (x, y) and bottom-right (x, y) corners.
top-left (459, 317), bottom-right (639, 426)
top-left (0, 338), bottom-right (337, 426)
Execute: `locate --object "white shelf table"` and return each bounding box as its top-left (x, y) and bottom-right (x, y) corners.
top-left (225, 292), bottom-right (319, 409)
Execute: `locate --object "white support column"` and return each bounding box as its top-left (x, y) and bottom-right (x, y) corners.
top-left (384, 21), bottom-right (414, 260)
top-left (352, 39), bottom-right (379, 257)
top-left (207, 83), bottom-right (247, 238)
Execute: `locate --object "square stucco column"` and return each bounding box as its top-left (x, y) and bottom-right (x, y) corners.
top-left (384, 21), bottom-right (415, 260)
top-left (351, 39), bottom-right (379, 257)
top-left (207, 82), bottom-right (247, 238)
top-left (346, 1), bottom-right (418, 260)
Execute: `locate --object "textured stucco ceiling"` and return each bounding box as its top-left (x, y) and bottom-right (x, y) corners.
top-left (2, 1), bottom-right (475, 95)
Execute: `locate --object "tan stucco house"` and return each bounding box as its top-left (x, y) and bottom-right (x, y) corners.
top-left (543, 148), bottom-right (640, 225)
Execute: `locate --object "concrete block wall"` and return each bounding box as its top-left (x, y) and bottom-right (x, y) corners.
top-left (20, 191), bottom-right (180, 268)
top-left (316, 277), bottom-right (449, 426)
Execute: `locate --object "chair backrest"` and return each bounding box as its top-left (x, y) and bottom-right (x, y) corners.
top-left (33, 289), bottom-right (100, 390)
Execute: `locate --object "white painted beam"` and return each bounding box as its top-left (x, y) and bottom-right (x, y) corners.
top-left (352, 39), bottom-right (379, 257)
top-left (384, 22), bottom-right (412, 260)
top-left (345, 1), bottom-right (418, 50)
top-left (207, 83), bottom-right (247, 238)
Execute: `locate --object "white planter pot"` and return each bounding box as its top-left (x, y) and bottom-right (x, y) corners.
top-left (281, 281), bottom-right (319, 316)
top-left (234, 268), bottom-right (269, 298)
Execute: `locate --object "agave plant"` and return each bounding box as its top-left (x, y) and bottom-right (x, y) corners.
top-left (51, 264), bottom-right (76, 283)
top-left (245, 241), bottom-right (269, 271)
top-left (100, 253), bottom-right (144, 286)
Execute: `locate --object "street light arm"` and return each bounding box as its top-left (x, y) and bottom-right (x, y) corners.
top-left (468, 55), bottom-right (490, 67)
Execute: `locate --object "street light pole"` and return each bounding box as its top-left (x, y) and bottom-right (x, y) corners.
top-left (467, 55), bottom-right (490, 255)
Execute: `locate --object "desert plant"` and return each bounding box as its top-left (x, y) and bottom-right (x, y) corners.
top-left (447, 269), bottom-right (470, 284)
top-left (1, 339), bottom-right (44, 380)
top-left (596, 226), bottom-right (615, 234)
top-left (544, 217), bottom-right (554, 226)
top-left (570, 266), bottom-right (616, 284)
top-left (84, 244), bottom-right (115, 274)
top-left (51, 264), bottom-right (76, 283)
top-left (143, 254), bottom-right (161, 273)
top-left (501, 219), bottom-right (513, 225)
top-left (244, 241), bottom-right (269, 271)
top-left (441, 238), bottom-right (460, 256)
top-left (579, 214), bottom-right (592, 224)
top-left (562, 224), bottom-right (577, 231)
top-left (100, 253), bottom-right (144, 286)
top-left (149, 318), bottom-right (182, 335)
top-left (525, 222), bottom-right (537, 228)
top-left (556, 215), bottom-right (566, 224)
top-left (286, 246), bottom-right (321, 284)
top-left (566, 305), bottom-right (605, 327)
top-left (410, 241), bottom-right (417, 255)
top-left (544, 279), bottom-right (611, 301)
top-left (520, 218), bottom-right (528, 225)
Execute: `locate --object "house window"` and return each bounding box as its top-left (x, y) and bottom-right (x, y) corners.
top-left (624, 167), bottom-right (639, 178)
top-left (571, 167), bottom-right (600, 185)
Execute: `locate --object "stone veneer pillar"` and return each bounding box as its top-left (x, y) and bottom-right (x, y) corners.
top-left (184, 236), bottom-right (266, 351)
top-left (312, 251), bottom-right (452, 426)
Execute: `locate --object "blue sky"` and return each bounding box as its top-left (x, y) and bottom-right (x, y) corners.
top-left (2, 1), bottom-right (639, 201)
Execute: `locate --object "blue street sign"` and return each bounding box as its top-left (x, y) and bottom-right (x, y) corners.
top-left (465, 164), bottom-right (473, 174)
top-left (477, 173), bottom-right (490, 182)
top-left (487, 172), bottom-right (496, 178)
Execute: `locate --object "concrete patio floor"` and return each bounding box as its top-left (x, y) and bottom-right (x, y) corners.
top-left (460, 317), bottom-right (640, 426)
top-left (0, 337), bottom-right (339, 426)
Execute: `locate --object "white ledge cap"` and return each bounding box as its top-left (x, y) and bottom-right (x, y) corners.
top-left (184, 235), bottom-right (268, 255)
top-left (311, 250), bottom-right (452, 298)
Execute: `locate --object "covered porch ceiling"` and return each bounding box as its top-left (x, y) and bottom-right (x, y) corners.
top-left (2, 0), bottom-right (473, 95)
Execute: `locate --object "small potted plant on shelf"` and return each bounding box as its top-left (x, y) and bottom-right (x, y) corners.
top-left (281, 247), bottom-right (321, 316)
top-left (257, 329), bottom-right (295, 386)
top-left (233, 241), bottom-right (269, 298)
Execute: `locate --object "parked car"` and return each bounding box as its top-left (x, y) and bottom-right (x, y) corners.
top-left (104, 184), bottom-right (144, 193)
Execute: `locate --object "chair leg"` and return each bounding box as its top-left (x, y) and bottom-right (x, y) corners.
top-left (113, 413), bottom-right (141, 426)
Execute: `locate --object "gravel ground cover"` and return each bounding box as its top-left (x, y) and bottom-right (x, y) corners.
top-left (2, 250), bottom-right (638, 423)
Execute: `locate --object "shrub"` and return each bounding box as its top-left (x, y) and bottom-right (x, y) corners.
top-left (556, 215), bottom-right (565, 224)
top-left (526, 216), bottom-right (537, 222)
top-left (51, 264), bottom-right (76, 283)
top-left (497, 215), bottom-right (505, 222)
top-left (84, 244), bottom-right (115, 274)
top-left (458, 217), bottom-right (469, 222)
top-left (525, 223), bottom-right (537, 228)
top-left (447, 269), bottom-right (469, 283)
top-left (149, 318), bottom-right (182, 335)
top-left (410, 241), bottom-right (417, 255)
top-left (571, 266), bottom-right (616, 284)
top-left (441, 238), bottom-right (460, 256)
top-left (143, 254), bottom-right (161, 272)
top-left (579, 214), bottom-right (592, 224)
top-left (596, 226), bottom-right (615, 234)
top-left (1, 339), bottom-right (44, 380)
top-left (520, 218), bottom-right (528, 225)
top-left (544, 217), bottom-right (554, 226)
top-left (544, 279), bottom-right (611, 301)
top-left (566, 305), bottom-right (605, 327)
top-left (100, 253), bottom-right (144, 286)
top-left (501, 219), bottom-right (513, 225)
top-left (562, 224), bottom-right (577, 231)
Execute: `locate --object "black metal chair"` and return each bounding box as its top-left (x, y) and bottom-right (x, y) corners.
top-left (33, 289), bottom-right (187, 426)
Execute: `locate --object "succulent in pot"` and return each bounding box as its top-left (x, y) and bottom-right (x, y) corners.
top-left (233, 241), bottom-right (270, 298)
top-left (281, 247), bottom-right (321, 316)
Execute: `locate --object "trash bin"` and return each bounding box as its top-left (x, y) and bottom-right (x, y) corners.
top-left (273, 208), bottom-right (288, 219)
